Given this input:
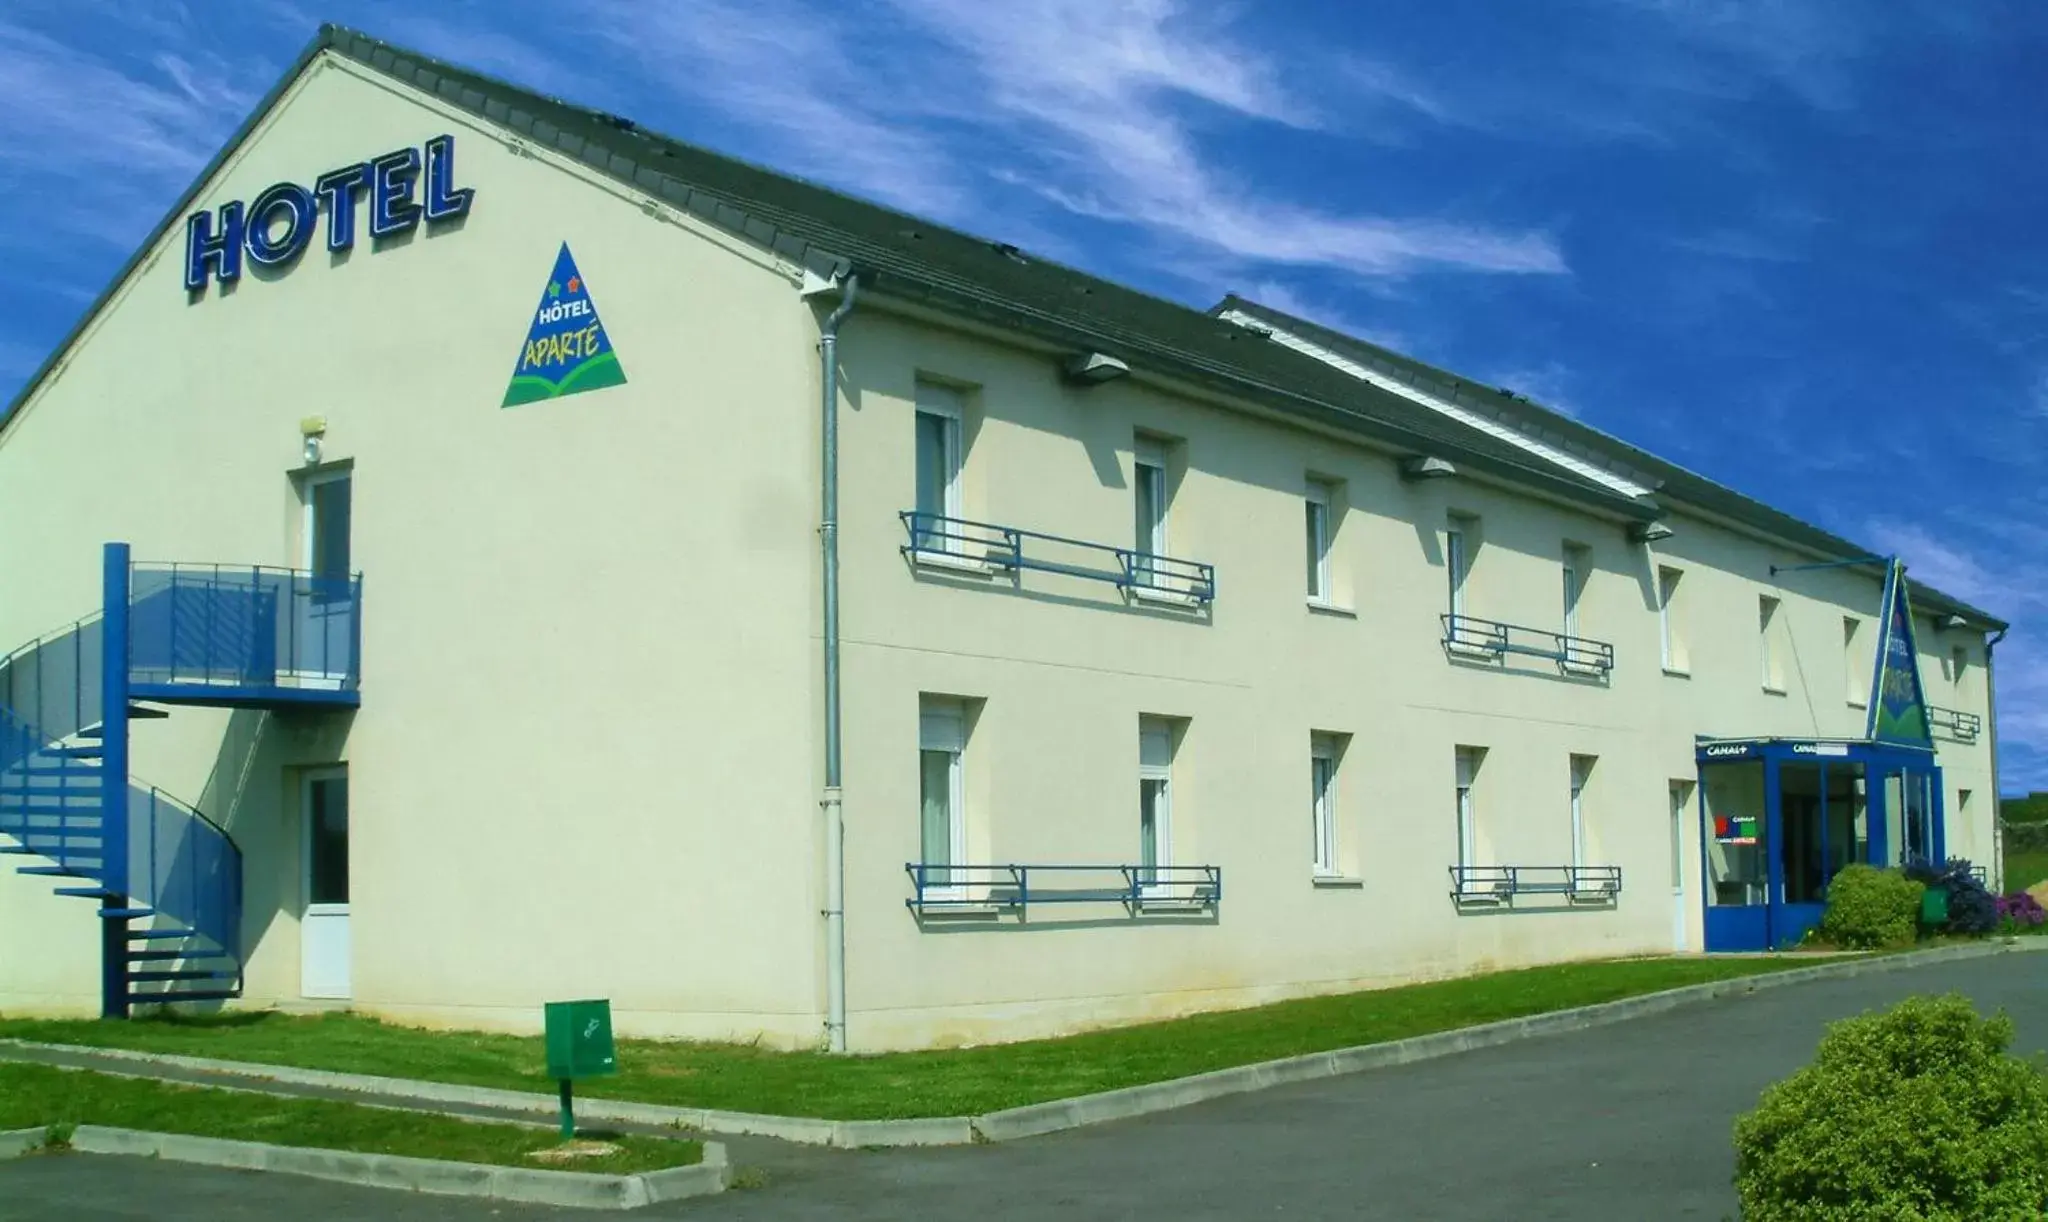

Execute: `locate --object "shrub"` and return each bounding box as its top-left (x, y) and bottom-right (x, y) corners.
top-left (1817, 865), bottom-right (1923, 950)
top-left (1907, 858), bottom-right (2001, 937)
top-left (1998, 892), bottom-right (2046, 934)
top-left (1733, 993), bottom-right (2048, 1220)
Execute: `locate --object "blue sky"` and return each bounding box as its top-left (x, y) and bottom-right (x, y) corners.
top-left (3, 1), bottom-right (2046, 790)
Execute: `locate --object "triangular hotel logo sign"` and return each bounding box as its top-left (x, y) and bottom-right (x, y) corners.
top-left (1867, 557), bottom-right (1933, 746)
top-left (502, 243), bottom-right (627, 407)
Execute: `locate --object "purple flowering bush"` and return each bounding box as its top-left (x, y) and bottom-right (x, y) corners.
top-left (1997, 891), bottom-right (2046, 933)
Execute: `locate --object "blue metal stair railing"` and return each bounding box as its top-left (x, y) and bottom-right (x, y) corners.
top-left (0, 550), bottom-right (301, 1014)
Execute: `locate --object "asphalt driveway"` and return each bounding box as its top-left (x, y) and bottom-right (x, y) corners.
top-left (4, 950), bottom-right (2044, 1222)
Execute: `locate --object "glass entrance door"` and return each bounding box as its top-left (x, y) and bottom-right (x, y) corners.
top-left (1703, 760), bottom-right (1769, 950)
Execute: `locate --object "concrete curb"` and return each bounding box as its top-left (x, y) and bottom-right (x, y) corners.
top-left (4, 939), bottom-right (2037, 1149)
top-left (48, 1126), bottom-right (729, 1209)
top-left (969, 938), bottom-right (2047, 1141)
top-left (0, 1127), bottom-right (46, 1160)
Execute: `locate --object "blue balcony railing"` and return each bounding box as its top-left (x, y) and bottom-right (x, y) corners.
top-left (905, 862), bottom-right (1222, 915)
top-left (1927, 705), bottom-right (1981, 743)
top-left (1449, 864), bottom-right (1622, 905)
top-left (1442, 615), bottom-right (1614, 675)
top-left (900, 512), bottom-right (1216, 604)
top-left (128, 564), bottom-right (361, 697)
top-left (126, 784), bottom-right (242, 964)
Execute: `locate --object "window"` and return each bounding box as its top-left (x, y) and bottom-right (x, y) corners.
top-left (1310, 734), bottom-right (1340, 876)
top-left (1562, 543), bottom-right (1589, 639)
top-left (1305, 480), bottom-right (1333, 603)
top-left (303, 468), bottom-right (352, 599)
top-left (1445, 519), bottom-right (1470, 620)
top-left (912, 382), bottom-right (965, 553)
top-left (1844, 618), bottom-right (1866, 706)
top-left (1133, 437), bottom-right (1170, 587)
top-left (1759, 595), bottom-right (1784, 691)
top-left (306, 770), bottom-right (350, 907)
top-left (1657, 566), bottom-right (1687, 672)
top-left (918, 698), bottom-right (968, 893)
top-left (1454, 746), bottom-right (1484, 866)
top-left (1569, 755), bottom-right (1596, 869)
top-left (1138, 718), bottom-right (1175, 890)
top-left (1669, 780), bottom-right (1694, 892)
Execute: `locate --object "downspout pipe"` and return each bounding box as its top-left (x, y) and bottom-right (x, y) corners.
top-left (1987, 624), bottom-right (2008, 892)
top-left (819, 274), bottom-right (858, 1054)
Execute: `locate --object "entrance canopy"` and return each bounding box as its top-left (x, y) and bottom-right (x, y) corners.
top-left (1695, 736), bottom-right (1941, 952)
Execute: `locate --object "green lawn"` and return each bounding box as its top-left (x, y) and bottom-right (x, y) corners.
top-left (0, 1062), bottom-right (700, 1172)
top-left (0, 956), bottom-right (1812, 1120)
top-left (2006, 849), bottom-right (2048, 895)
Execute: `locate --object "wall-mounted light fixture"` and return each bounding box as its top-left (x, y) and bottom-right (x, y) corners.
top-left (1941, 613), bottom-right (1969, 630)
top-left (1628, 520), bottom-right (1675, 543)
top-left (1399, 455), bottom-right (1456, 481)
top-left (300, 415), bottom-right (327, 466)
top-left (1061, 351), bottom-right (1129, 385)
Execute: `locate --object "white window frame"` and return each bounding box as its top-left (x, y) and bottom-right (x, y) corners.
top-left (1562, 544), bottom-right (1587, 639)
top-left (1668, 781), bottom-right (1690, 894)
top-left (1133, 438), bottom-right (1170, 588)
top-left (1305, 481), bottom-right (1332, 604)
top-left (1844, 617), bottom-right (1866, 707)
top-left (1569, 755), bottom-right (1594, 870)
top-left (913, 384), bottom-right (965, 556)
top-left (1310, 735), bottom-right (1339, 877)
top-left (1454, 747), bottom-right (1481, 868)
top-left (1446, 526), bottom-right (1468, 622)
top-left (1139, 719), bottom-right (1174, 895)
top-left (1657, 566), bottom-right (1684, 673)
top-left (301, 467), bottom-right (351, 576)
top-left (1759, 595), bottom-right (1783, 691)
top-left (918, 700), bottom-right (969, 899)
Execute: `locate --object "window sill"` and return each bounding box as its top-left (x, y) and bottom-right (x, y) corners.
top-left (1847, 699), bottom-right (1868, 710)
top-left (1129, 586), bottom-right (1203, 608)
top-left (1762, 685), bottom-right (1787, 697)
top-left (1445, 640), bottom-right (1502, 661)
top-left (1306, 599), bottom-right (1356, 619)
top-left (1662, 665), bottom-right (1691, 679)
top-left (909, 549), bottom-right (996, 576)
top-left (1311, 874), bottom-right (1364, 888)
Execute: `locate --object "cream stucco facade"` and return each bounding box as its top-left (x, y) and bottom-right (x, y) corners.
top-left (0, 35), bottom-right (2004, 1051)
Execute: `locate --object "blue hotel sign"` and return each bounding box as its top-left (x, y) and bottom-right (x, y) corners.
top-left (184, 134), bottom-right (475, 293)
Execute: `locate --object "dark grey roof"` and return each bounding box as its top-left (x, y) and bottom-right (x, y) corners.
top-left (1217, 295), bottom-right (2008, 632)
top-left (0, 24), bottom-right (2004, 633)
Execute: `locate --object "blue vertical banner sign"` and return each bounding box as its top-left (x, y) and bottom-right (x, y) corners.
top-left (502, 243), bottom-right (627, 407)
top-left (1867, 558), bottom-right (1933, 745)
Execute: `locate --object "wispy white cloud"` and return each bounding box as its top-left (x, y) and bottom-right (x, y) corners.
top-left (579, 0), bottom-right (1564, 281)
top-left (0, 16), bottom-right (259, 247)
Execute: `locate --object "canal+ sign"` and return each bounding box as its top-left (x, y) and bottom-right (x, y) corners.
top-left (183, 135), bottom-right (475, 293)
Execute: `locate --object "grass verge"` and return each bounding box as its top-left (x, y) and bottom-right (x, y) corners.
top-left (2005, 849), bottom-right (2048, 895)
top-left (0, 1063), bottom-right (701, 1172)
top-left (0, 956), bottom-right (1820, 1120)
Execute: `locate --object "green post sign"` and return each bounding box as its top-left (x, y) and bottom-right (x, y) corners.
top-left (544, 998), bottom-right (616, 1139)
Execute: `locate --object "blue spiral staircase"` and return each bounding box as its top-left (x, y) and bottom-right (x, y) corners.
top-left (0, 543), bottom-right (360, 1018)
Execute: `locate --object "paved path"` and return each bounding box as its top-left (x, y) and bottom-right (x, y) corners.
top-left (4, 952), bottom-right (2044, 1221)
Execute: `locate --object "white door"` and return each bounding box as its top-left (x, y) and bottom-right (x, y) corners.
top-left (1670, 781), bottom-right (1693, 952)
top-left (301, 768), bottom-right (351, 999)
